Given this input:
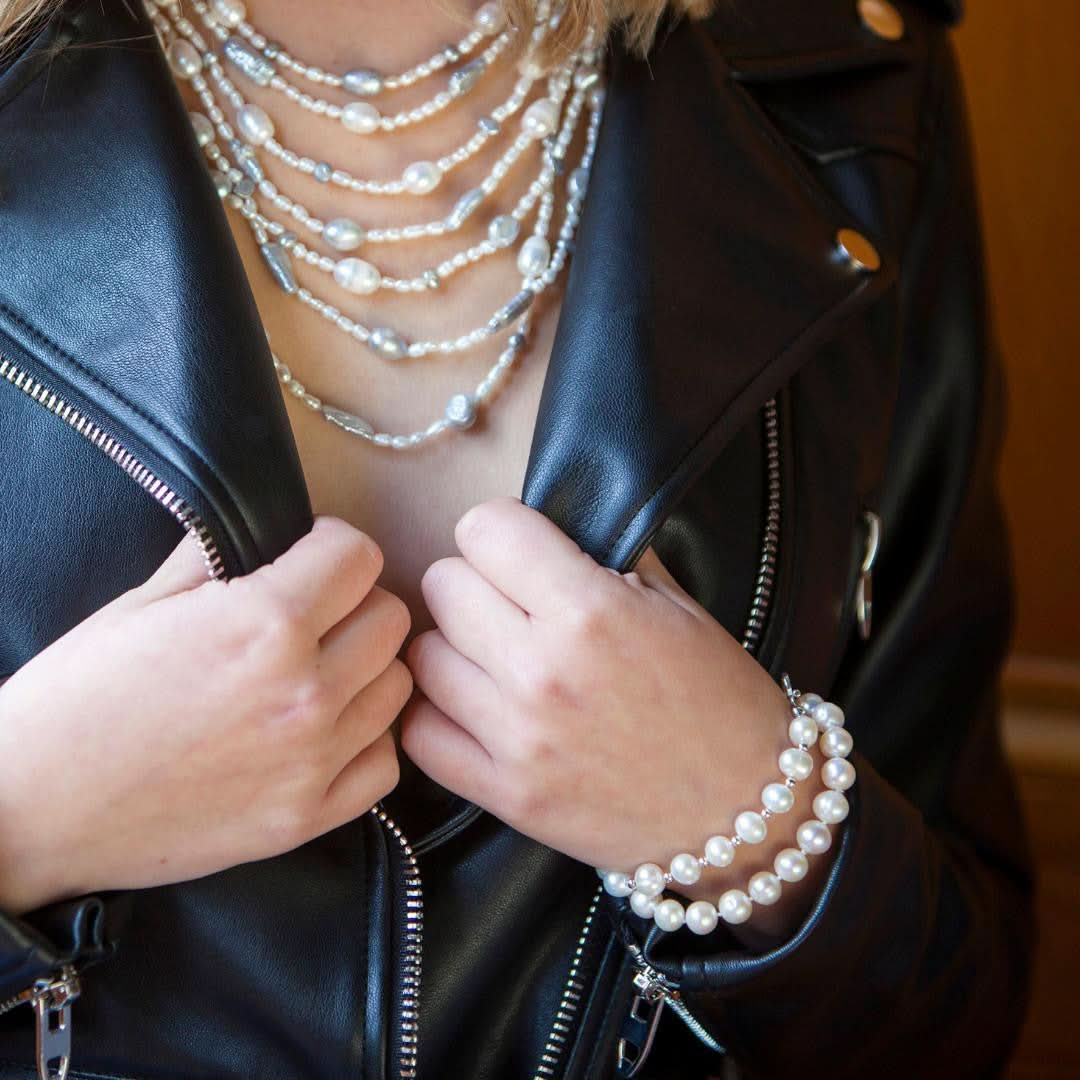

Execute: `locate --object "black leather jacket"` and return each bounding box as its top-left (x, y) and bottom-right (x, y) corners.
top-left (0, 0), bottom-right (1035, 1077)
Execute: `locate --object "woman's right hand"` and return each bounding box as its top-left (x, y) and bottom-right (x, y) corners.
top-left (0, 516), bottom-right (411, 915)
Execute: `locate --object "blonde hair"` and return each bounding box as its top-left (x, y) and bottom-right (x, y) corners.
top-left (0, 0), bottom-right (714, 62)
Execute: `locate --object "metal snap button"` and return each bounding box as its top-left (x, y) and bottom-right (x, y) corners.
top-left (857, 0), bottom-right (905, 41)
top-left (836, 228), bottom-right (882, 272)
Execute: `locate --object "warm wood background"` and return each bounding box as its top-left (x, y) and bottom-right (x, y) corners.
top-left (952, 1), bottom-right (1079, 1075)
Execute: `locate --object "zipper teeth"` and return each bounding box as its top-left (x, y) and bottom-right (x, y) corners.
top-left (372, 805), bottom-right (423, 1080)
top-left (741, 397), bottom-right (781, 655)
top-left (0, 987), bottom-right (33, 1016)
top-left (0, 355), bottom-right (226, 581)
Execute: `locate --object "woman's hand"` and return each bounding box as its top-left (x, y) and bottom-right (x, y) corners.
top-left (402, 497), bottom-right (837, 943)
top-left (0, 517), bottom-right (411, 914)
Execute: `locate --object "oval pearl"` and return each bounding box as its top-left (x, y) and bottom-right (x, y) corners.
top-left (632, 862), bottom-right (666, 899)
top-left (748, 871), bottom-right (783, 906)
top-left (797, 692), bottom-right (823, 712)
top-left (822, 757), bottom-right (856, 792)
top-left (341, 101), bottom-right (381, 134)
top-left (813, 789), bottom-right (850, 825)
top-left (669, 853), bottom-right (702, 887)
top-left (774, 847), bottom-right (809, 882)
top-left (821, 727), bottom-right (854, 759)
top-left (762, 782), bottom-right (795, 814)
top-left (704, 835), bottom-right (735, 868)
top-left (235, 104), bottom-right (274, 146)
top-left (685, 900), bottom-right (719, 936)
top-left (369, 327), bottom-right (408, 360)
top-left (324, 217), bottom-right (365, 252)
top-left (521, 97), bottom-right (559, 139)
top-left (516, 235), bottom-right (551, 278)
top-left (168, 40), bottom-right (202, 79)
top-left (653, 898), bottom-right (686, 933)
top-left (797, 819), bottom-right (833, 855)
top-left (212, 0), bottom-right (246, 27)
top-left (567, 166), bottom-right (588, 200)
top-left (789, 715), bottom-right (819, 747)
top-left (779, 747), bottom-right (814, 781)
top-left (333, 257), bottom-right (381, 295)
top-left (488, 214), bottom-right (520, 248)
top-left (602, 871), bottom-right (633, 898)
top-left (445, 393), bottom-right (478, 430)
top-left (189, 111), bottom-right (214, 147)
top-left (735, 810), bottom-right (767, 845)
top-left (402, 160), bottom-right (441, 195)
top-left (811, 701), bottom-right (846, 730)
top-left (474, 1), bottom-right (505, 32)
top-left (343, 68), bottom-right (384, 96)
top-left (718, 889), bottom-right (753, 925)
top-left (629, 890), bottom-right (659, 919)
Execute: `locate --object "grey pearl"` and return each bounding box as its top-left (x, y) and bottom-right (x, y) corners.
top-left (343, 68), bottom-right (384, 96)
top-left (448, 58), bottom-right (486, 97)
top-left (322, 407), bottom-right (374, 437)
top-left (369, 327), bottom-right (408, 360)
top-left (445, 393), bottom-right (478, 430)
top-left (259, 242), bottom-right (297, 294)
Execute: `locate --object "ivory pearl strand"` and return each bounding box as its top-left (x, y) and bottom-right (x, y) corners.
top-left (597, 677), bottom-right (856, 935)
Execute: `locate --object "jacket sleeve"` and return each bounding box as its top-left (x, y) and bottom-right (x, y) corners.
top-left (608, 34), bottom-right (1036, 1079)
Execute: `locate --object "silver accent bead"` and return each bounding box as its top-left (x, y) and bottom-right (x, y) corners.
top-left (259, 242), bottom-right (297, 294)
top-left (487, 214), bottom-right (519, 248)
top-left (448, 58), bottom-right (486, 97)
top-left (232, 177), bottom-right (255, 198)
top-left (487, 289), bottom-right (535, 334)
top-left (445, 393), bottom-right (478, 429)
top-left (369, 327), bottom-right (408, 360)
top-left (323, 217), bottom-right (365, 252)
top-left (446, 187), bottom-right (484, 228)
top-left (322, 407), bottom-right (374, 437)
top-left (477, 115), bottom-right (501, 136)
top-left (343, 68), bottom-right (384, 96)
top-left (422, 269), bottom-right (441, 290)
top-left (313, 162), bottom-right (333, 183)
top-left (223, 36), bottom-right (274, 86)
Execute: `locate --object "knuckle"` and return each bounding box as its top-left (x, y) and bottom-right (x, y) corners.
top-left (567, 594), bottom-right (611, 645)
top-left (517, 662), bottom-right (580, 712)
top-left (261, 802), bottom-right (312, 853)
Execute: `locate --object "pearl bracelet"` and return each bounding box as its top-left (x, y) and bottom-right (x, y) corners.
top-left (596, 676), bottom-right (856, 935)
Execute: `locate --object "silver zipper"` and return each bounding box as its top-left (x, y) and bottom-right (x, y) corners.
top-left (0, 967), bottom-right (80, 1080)
top-left (0, 355), bottom-right (225, 581)
top-left (535, 397), bottom-right (784, 1077)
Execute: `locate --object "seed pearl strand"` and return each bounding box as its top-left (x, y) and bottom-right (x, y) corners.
top-left (597, 678), bottom-right (857, 935)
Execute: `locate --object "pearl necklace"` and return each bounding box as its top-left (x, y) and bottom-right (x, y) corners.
top-left (149, 0), bottom-right (605, 449)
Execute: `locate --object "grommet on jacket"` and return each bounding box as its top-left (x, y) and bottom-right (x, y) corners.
top-left (835, 228), bottom-right (883, 272)
top-left (857, 0), bottom-right (906, 41)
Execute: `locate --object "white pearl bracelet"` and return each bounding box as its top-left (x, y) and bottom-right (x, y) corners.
top-left (596, 676), bottom-right (856, 936)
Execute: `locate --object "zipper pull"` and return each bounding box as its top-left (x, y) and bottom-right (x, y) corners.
top-left (855, 510), bottom-right (881, 640)
top-left (33, 968), bottom-right (79, 1080)
top-left (616, 950), bottom-right (678, 1079)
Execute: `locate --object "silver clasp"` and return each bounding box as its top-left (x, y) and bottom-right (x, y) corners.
top-left (33, 969), bottom-right (79, 1080)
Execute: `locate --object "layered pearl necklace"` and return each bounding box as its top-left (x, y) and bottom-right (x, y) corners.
top-left (148, 0), bottom-right (605, 449)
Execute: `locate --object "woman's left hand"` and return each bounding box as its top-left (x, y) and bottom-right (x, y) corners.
top-left (401, 497), bottom-right (835, 934)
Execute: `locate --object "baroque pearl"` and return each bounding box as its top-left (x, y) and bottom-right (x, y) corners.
top-left (748, 871), bottom-right (783, 906)
top-left (629, 890), bottom-right (659, 919)
top-left (168, 40), bottom-right (202, 79)
top-left (822, 757), bottom-right (856, 791)
top-left (718, 889), bottom-right (753, 925)
top-left (685, 900), bottom-right (719, 936)
top-left (796, 819), bottom-right (833, 855)
top-left (602, 871), bottom-right (633, 898)
top-left (445, 393), bottom-right (478, 429)
top-left (488, 214), bottom-right (519, 248)
top-left (789, 714), bottom-right (819, 747)
top-left (813, 790), bottom-right (850, 824)
top-left (341, 101), bottom-right (380, 134)
top-left (775, 847), bottom-right (809, 882)
top-left (735, 810), bottom-right (767, 845)
top-left (516, 235), bottom-right (550, 278)
top-left (369, 327), bottom-right (408, 360)
top-left (324, 218), bottom-right (365, 252)
top-left (704, 835), bottom-right (735, 868)
top-left (521, 97), bottom-right (559, 139)
top-left (333, 257), bottom-right (381, 294)
top-left (402, 160), bottom-right (441, 194)
top-left (762, 782), bottom-right (795, 814)
top-left (632, 862), bottom-right (666, 899)
top-left (344, 68), bottom-right (384, 96)
top-left (654, 898), bottom-right (686, 933)
top-left (236, 104), bottom-right (274, 146)
top-left (811, 701), bottom-right (846, 730)
top-left (669, 853), bottom-right (702, 886)
top-left (474, 1), bottom-right (505, 32)
top-left (212, 0), bottom-right (246, 27)
top-left (779, 747), bottom-right (814, 781)
top-left (821, 727), bottom-right (854, 759)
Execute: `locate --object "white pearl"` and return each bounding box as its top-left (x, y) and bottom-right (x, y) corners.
top-left (444, 393), bottom-right (478, 430)
top-left (474, 1), bottom-right (505, 32)
top-left (516, 235), bottom-right (551, 278)
top-left (632, 862), bottom-right (666, 899)
top-left (822, 757), bottom-right (856, 792)
top-left (789, 715), bottom-right (819, 747)
top-left (796, 819), bottom-right (833, 855)
top-left (811, 701), bottom-right (846, 730)
top-left (324, 218), bottom-right (365, 252)
top-left (596, 867), bottom-right (613, 879)
top-left (602, 871), bottom-right (633, 898)
top-left (521, 97), bottom-right (559, 139)
top-left (669, 853), bottom-right (702, 887)
top-left (774, 847), bottom-right (809, 882)
top-left (235, 104), bottom-right (274, 146)
top-left (653, 898), bottom-right (686, 933)
top-left (212, 0), bottom-right (246, 27)
top-left (168, 40), bottom-right (202, 79)
top-left (704, 835), bottom-right (735, 868)
top-left (748, 871), bottom-right (783, 906)
top-left (813, 790), bottom-right (850, 824)
top-left (685, 900), bottom-right (719, 936)
top-left (488, 215), bottom-right (519, 248)
top-left (761, 782), bottom-right (795, 814)
top-left (797, 692), bottom-right (823, 712)
top-left (402, 160), bottom-right (441, 194)
top-left (820, 727), bottom-right (854, 759)
top-left (718, 889), bottom-right (753, 925)
top-left (189, 111), bottom-right (214, 147)
top-left (333, 257), bottom-right (381, 294)
top-left (734, 810), bottom-right (767, 845)
top-left (779, 748), bottom-right (814, 781)
top-left (341, 101), bottom-right (381, 134)
top-left (629, 889), bottom-right (659, 919)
